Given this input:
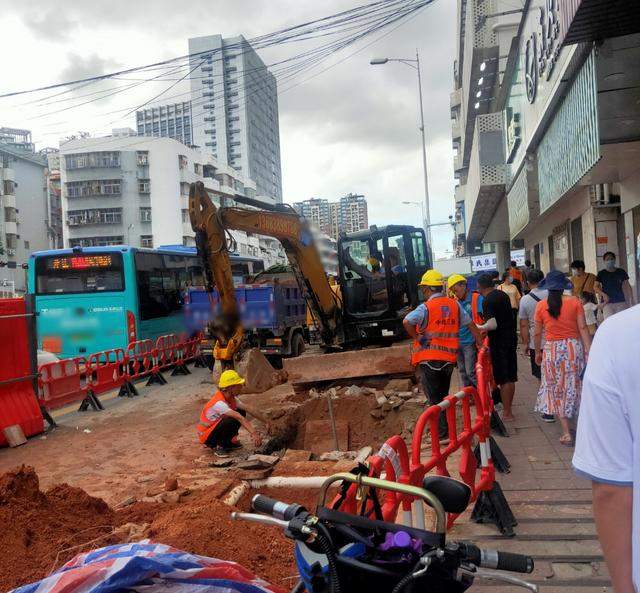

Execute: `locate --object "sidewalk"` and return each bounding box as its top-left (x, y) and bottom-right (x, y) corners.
top-left (452, 350), bottom-right (610, 592)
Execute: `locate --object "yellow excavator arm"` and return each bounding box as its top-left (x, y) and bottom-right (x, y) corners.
top-left (188, 181), bottom-right (342, 363)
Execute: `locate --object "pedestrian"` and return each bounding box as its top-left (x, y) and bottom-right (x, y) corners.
top-left (475, 273), bottom-right (518, 421)
top-left (517, 269), bottom-right (554, 421)
top-left (573, 305), bottom-right (639, 593)
top-left (570, 259), bottom-right (597, 298)
top-left (580, 291), bottom-right (598, 336)
top-left (498, 271), bottom-right (521, 324)
top-left (508, 260), bottom-right (525, 294)
top-left (596, 252), bottom-right (634, 319)
top-left (447, 273), bottom-right (483, 388)
top-left (197, 369), bottom-right (264, 456)
top-left (533, 270), bottom-right (592, 446)
top-left (403, 269), bottom-right (482, 440)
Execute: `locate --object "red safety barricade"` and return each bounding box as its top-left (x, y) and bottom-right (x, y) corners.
top-left (0, 298), bottom-right (44, 445)
top-left (125, 339), bottom-right (155, 380)
top-left (332, 435), bottom-right (411, 524)
top-left (409, 385), bottom-right (490, 530)
top-left (87, 349), bottom-right (127, 395)
top-left (38, 357), bottom-right (89, 411)
top-left (156, 334), bottom-right (179, 370)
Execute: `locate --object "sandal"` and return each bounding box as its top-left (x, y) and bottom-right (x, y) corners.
top-left (559, 434), bottom-right (573, 446)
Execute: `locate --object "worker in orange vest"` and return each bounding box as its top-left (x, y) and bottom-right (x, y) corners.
top-left (447, 273), bottom-right (484, 388)
top-left (403, 270), bottom-right (482, 440)
top-left (198, 370), bottom-right (264, 456)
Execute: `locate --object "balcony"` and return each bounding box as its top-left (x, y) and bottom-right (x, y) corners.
top-left (464, 112), bottom-right (507, 243)
top-left (2, 194), bottom-right (16, 209)
top-left (1, 167), bottom-right (14, 183)
top-left (451, 118), bottom-right (461, 148)
top-left (4, 221), bottom-right (18, 235)
top-left (450, 88), bottom-right (462, 112)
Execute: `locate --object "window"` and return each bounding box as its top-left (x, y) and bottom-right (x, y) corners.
top-left (139, 207), bottom-right (152, 222)
top-left (178, 155), bottom-right (188, 169)
top-left (65, 152), bottom-right (120, 169)
top-left (134, 252), bottom-right (198, 320)
top-left (24, 240), bottom-right (29, 249)
top-left (35, 252), bottom-right (125, 295)
top-left (181, 209), bottom-right (189, 223)
top-left (67, 208), bottom-right (122, 226)
top-left (138, 180), bottom-right (150, 194)
top-left (69, 236), bottom-right (123, 247)
top-left (140, 235), bottom-right (153, 248)
top-left (66, 180), bottom-right (121, 198)
top-left (194, 163), bottom-right (203, 175)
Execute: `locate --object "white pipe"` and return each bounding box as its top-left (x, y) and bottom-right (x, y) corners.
top-left (248, 476), bottom-right (341, 489)
top-left (222, 481), bottom-right (250, 506)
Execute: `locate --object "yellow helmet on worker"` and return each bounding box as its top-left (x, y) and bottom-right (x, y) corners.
top-left (447, 273), bottom-right (467, 290)
top-left (219, 369), bottom-right (245, 389)
top-left (419, 269), bottom-right (445, 287)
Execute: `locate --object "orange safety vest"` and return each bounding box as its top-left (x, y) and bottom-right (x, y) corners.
top-left (411, 296), bottom-right (460, 365)
top-left (197, 390), bottom-right (237, 444)
top-left (471, 291), bottom-right (483, 325)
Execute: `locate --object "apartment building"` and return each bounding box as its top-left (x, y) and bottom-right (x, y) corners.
top-left (0, 129), bottom-right (51, 294)
top-left (59, 132), bottom-right (257, 251)
top-left (292, 194), bottom-right (369, 238)
top-left (451, 0), bottom-right (640, 294)
top-left (188, 34), bottom-right (283, 202)
top-left (135, 102), bottom-right (193, 146)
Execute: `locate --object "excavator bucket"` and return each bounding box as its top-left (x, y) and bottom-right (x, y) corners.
top-left (283, 343), bottom-right (413, 385)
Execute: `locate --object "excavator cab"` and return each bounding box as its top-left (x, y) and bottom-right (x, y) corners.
top-left (338, 225), bottom-right (430, 344)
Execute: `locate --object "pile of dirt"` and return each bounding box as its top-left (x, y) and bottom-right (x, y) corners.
top-left (0, 466), bottom-right (118, 592)
top-left (0, 466), bottom-right (300, 592)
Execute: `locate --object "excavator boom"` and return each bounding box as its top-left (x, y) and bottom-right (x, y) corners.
top-left (189, 181), bottom-right (341, 362)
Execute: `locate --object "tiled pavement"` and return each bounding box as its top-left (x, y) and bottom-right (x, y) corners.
top-left (450, 351), bottom-right (609, 592)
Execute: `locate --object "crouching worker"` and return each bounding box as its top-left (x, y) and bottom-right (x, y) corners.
top-left (198, 369), bottom-right (264, 456)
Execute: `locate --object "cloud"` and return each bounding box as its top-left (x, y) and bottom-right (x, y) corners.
top-left (22, 9), bottom-right (78, 42)
top-left (59, 54), bottom-right (120, 84)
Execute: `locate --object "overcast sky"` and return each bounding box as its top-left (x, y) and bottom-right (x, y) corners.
top-left (0, 0), bottom-right (457, 257)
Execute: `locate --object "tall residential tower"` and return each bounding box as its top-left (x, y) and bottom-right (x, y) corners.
top-left (188, 34), bottom-right (282, 202)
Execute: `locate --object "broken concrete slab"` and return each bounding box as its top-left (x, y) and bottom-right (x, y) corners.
top-left (375, 393), bottom-right (388, 407)
top-left (236, 348), bottom-right (286, 394)
top-left (385, 378), bottom-right (413, 392)
top-left (237, 467), bottom-right (274, 481)
top-left (247, 454), bottom-right (280, 466)
top-left (283, 343), bottom-right (412, 384)
top-left (344, 385), bottom-right (364, 397)
top-left (283, 449), bottom-right (313, 462)
top-left (318, 450), bottom-right (354, 461)
top-left (211, 459), bottom-right (234, 468)
top-left (354, 446), bottom-right (373, 464)
top-left (370, 408), bottom-right (386, 420)
top-left (303, 419), bottom-right (349, 454)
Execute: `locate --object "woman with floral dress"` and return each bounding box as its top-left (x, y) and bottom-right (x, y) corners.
top-left (533, 270), bottom-right (592, 446)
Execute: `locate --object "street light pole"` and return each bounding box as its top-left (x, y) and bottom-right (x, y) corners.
top-left (414, 50), bottom-right (432, 253)
top-left (370, 51), bottom-right (433, 254)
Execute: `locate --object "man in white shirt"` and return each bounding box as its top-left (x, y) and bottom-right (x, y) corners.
top-left (573, 305), bottom-right (639, 593)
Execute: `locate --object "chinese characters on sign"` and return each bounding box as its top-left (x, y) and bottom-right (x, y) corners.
top-left (470, 250), bottom-right (525, 272)
top-left (526, 0), bottom-right (561, 104)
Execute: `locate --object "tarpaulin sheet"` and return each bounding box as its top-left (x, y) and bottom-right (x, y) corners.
top-left (10, 541), bottom-right (286, 593)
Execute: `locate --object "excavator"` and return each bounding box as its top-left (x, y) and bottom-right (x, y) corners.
top-left (188, 181), bottom-right (431, 368)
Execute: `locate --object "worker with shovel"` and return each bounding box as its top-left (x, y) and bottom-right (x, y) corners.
top-left (198, 370), bottom-right (264, 456)
top-left (404, 270), bottom-right (483, 441)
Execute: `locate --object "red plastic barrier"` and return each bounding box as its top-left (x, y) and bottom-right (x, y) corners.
top-left (125, 339), bottom-right (156, 380)
top-left (156, 334), bottom-right (179, 369)
top-left (87, 349), bottom-right (126, 395)
top-left (38, 357), bottom-right (88, 411)
top-left (0, 298), bottom-right (44, 445)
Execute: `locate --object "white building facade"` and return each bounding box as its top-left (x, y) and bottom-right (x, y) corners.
top-left (188, 34), bottom-right (283, 203)
top-left (135, 102), bottom-right (193, 146)
top-left (59, 133), bottom-right (258, 251)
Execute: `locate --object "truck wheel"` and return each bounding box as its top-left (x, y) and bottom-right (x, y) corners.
top-left (291, 332), bottom-right (305, 357)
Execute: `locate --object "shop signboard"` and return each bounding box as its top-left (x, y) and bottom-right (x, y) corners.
top-left (537, 51), bottom-right (599, 213)
top-left (507, 165), bottom-right (531, 238)
top-left (471, 249), bottom-right (525, 272)
top-left (502, 0), bottom-right (577, 186)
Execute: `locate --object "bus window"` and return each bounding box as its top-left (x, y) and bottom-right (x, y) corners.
top-left (135, 252), bottom-right (168, 320)
top-left (35, 253), bottom-right (124, 294)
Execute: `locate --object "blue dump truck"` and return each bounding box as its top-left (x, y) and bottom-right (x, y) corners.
top-left (185, 276), bottom-right (308, 365)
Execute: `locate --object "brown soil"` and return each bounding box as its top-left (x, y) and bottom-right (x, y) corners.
top-left (0, 466), bottom-right (306, 593)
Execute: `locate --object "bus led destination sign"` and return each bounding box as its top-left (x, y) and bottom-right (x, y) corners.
top-left (51, 255), bottom-right (114, 270)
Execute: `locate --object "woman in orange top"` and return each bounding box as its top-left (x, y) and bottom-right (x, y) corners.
top-left (533, 270), bottom-right (592, 446)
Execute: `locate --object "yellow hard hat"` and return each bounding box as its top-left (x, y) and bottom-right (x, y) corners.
top-left (419, 269), bottom-right (444, 287)
top-left (447, 273), bottom-right (467, 290)
top-left (219, 369), bottom-right (245, 389)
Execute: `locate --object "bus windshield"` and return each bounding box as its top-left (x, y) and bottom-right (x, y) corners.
top-left (35, 253), bottom-right (124, 294)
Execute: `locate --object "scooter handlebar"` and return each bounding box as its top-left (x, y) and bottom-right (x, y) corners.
top-left (251, 494), bottom-right (306, 521)
top-left (462, 543), bottom-right (534, 574)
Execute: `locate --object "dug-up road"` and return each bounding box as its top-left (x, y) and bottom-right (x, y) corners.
top-left (0, 367), bottom-right (236, 504)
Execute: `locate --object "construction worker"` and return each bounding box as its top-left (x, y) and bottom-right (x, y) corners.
top-left (198, 369), bottom-right (263, 456)
top-left (403, 270), bottom-right (483, 440)
top-left (447, 273), bottom-right (484, 388)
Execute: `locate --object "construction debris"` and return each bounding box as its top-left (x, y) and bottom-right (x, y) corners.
top-left (164, 477), bottom-right (179, 492)
top-left (235, 348), bottom-right (287, 394)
